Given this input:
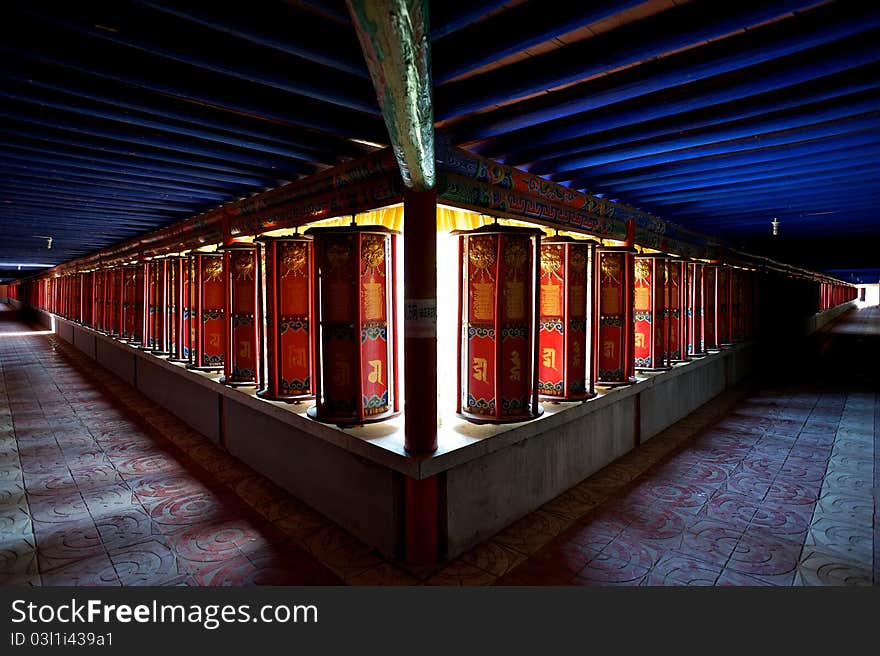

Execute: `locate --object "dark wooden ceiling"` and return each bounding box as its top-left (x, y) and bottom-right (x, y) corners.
top-left (2, 0), bottom-right (878, 283)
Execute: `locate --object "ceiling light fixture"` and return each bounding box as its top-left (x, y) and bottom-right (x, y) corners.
top-left (771, 217), bottom-right (779, 236)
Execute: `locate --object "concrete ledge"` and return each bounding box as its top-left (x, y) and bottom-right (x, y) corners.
top-left (224, 398), bottom-right (401, 557)
top-left (95, 338), bottom-right (137, 388)
top-left (137, 357), bottom-right (222, 444)
top-left (807, 301), bottom-right (858, 334)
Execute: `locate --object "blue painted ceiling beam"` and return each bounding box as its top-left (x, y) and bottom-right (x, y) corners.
top-left (564, 114), bottom-right (880, 184)
top-left (588, 134), bottom-right (880, 191)
top-left (0, 47), bottom-right (386, 142)
top-left (15, 3), bottom-right (379, 114)
top-left (0, 104), bottom-right (315, 175)
top-left (609, 156), bottom-right (880, 196)
top-left (0, 65), bottom-right (370, 162)
top-left (632, 170), bottom-right (880, 205)
top-left (513, 59), bottom-right (880, 170)
top-left (545, 94), bottom-right (880, 179)
top-left (454, 3), bottom-right (880, 147)
top-left (132, 0), bottom-right (370, 78)
top-left (0, 164), bottom-right (227, 203)
top-left (437, 0), bottom-right (819, 121)
top-left (430, 0), bottom-right (512, 40)
top-left (0, 149), bottom-right (253, 194)
top-left (432, 0), bottom-right (644, 83)
top-left (0, 133), bottom-right (273, 186)
top-left (0, 85), bottom-right (331, 166)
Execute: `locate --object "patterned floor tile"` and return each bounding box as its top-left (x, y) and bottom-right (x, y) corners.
top-left (80, 482), bottom-right (139, 516)
top-left (458, 540), bottom-right (527, 578)
top-left (109, 537), bottom-right (185, 585)
top-left (643, 552), bottom-right (722, 586)
top-left (812, 493), bottom-right (874, 527)
top-left (795, 547), bottom-right (873, 586)
top-left (301, 525), bottom-right (382, 581)
top-left (29, 490), bottom-right (91, 526)
top-left (703, 492), bottom-right (760, 529)
top-left (426, 560), bottom-right (497, 586)
top-left (804, 517), bottom-right (873, 564)
top-left (541, 486), bottom-right (604, 521)
top-left (724, 528), bottom-right (802, 584)
top-left (749, 500), bottom-right (813, 537)
top-left (147, 490), bottom-right (237, 534)
top-left (0, 537), bottom-right (39, 575)
top-left (820, 468), bottom-right (873, 498)
top-left (493, 510), bottom-right (573, 555)
top-left (40, 552), bottom-right (120, 586)
top-left (574, 533), bottom-right (660, 585)
top-left (679, 519), bottom-right (744, 567)
top-left (94, 507), bottom-right (163, 551)
top-left (347, 562), bottom-right (421, 585)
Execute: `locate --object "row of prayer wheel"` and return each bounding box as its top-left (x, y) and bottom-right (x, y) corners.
top-left (42, 223), bottom-right (757, 427)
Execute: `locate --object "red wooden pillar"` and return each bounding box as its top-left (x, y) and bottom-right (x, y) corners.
top-left (120, 264), bottom-right (144, 344)
top-left (165, 256), bottom-right (190, 363)
top-left (731, 269), bottom-right (743, 341)
top-left (596, 246), bottom-right (636, 385)
top-left (742, 271), bottom-right (754, 339)
top-left (687, 262), bottom-right (707, 356)
top-left (403, 188), bottom-right (438, 452)
top-left (306, 225), bottom-right (400, 425)
top-left (717, 265), bottom-right (732, 346)
top-left (402, 188), bottom-right (439, 564)
top-left (106, 268), bottom-right (121, 337)
top-left (456, 224), bottom-right (542, 423)
top-left (219, 243), bottom-right (263, 387)
top-left (538, 237), bottom-right (596, 400)
top-left (136, 259), bottom-right (152, 348)
top-left (146, 258), bottom-right (170, 354)
top-left (668, 258), bottom-right (688, 362)
top-left (187, 252), bottom-right (225, 371)
top-left (257, 235), bottom-right (315, 402)
top-left (79, 271), bottom-right (90, 325)
top-left (703, 264), bottom-right (718, 351)
top-left (92, 269), bottom-right (105, 332)
top-left (634, 255), bottom-right (670, 371)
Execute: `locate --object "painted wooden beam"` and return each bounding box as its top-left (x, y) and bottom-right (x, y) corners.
top-left (347, 0), bottom-right (434, 191)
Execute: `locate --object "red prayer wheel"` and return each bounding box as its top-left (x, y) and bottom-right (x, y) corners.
top-left (120, 265), bottom-right (141, 342)
top-left (667, 258), bottom-right (688, 362)
top-left (306, 225), bottom-right (400, 425)
top-left (634, 255), bottom-right (671, 371)
top-left (703, 264), bottom-right (719, 351)
top-left (166, 256), bottom-right (191, 363)
top-left (187, 252), bottom-right (225, 372)
top-left (257, 235), bottom-right (315, 402)
top-left (456, 224), bottom-right (542, 423)
top-left (107, 268), bottom-right (122, 337)
top-left (538, 237), bottom-right (596, 401)
top-left (146, 258), bottom-right (170, 354)
top-left (92, 269), bottom-right (105, 332)
top-left (717, 265), bottom-right (732, 346)
top-left (79, 271), bottom-right (92, 326)
top-left (220, 242), bottom-right (263, 387)
top-left (687, 262), bottom-right (706, 356)
top-left (596, 246), bottom-right (636, 385)
top-left (731, 268), bottom-right (744, 341)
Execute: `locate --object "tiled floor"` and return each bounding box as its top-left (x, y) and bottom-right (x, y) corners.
top-left (0, 303), bottom-right (876, 586)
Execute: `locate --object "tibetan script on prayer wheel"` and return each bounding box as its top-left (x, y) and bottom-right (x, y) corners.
top-left (306, 225), bottom-right (400, 425)
top-left (456, 224), bottom-right (543, 423)
top-left (538, 237), bottom-right (596, 401)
